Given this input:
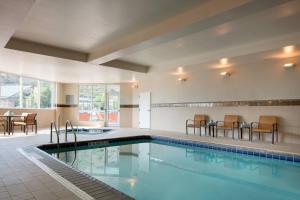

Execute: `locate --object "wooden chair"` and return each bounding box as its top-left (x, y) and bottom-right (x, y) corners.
top-left (251, 116), bottom-right (278, 144)
top-left (216, 115), bottom-right (239, 139)
top-left (12, 113), bottom-right (29, 132)
top-left (12, 113), bottom-right (37, 135)
top-left (0, 117), bottom-right (6, 135)
top-left (186, 115), bottom-right (207, 135)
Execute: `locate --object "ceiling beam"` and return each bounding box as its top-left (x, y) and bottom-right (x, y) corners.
top-left (101, 59), bottom-right (149, 73)
top-left (5, 37), bottom-right (88, 62)
top-left (88, 0), bottom-right (290, 65)
top-left (0, 0), bottom-right (35, 48)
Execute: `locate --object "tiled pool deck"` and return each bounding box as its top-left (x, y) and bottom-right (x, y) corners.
top-left (0, 128), bottom-right (300, 200)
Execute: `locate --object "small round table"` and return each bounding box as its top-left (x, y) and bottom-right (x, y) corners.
top-left (207, 121), bottom-right (217, 137)
top-left (240, 122), bottom-right (251, 141)
top-left (0, 114), bottom-right (23, 135)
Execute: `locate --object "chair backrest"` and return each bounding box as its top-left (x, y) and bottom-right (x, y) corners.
top-left (194, 115), bottom-right (206, 125)
top-left (224, 115), bottom-right (239, 128)
top-left (21, 113), bottom-right (29, 120)
top-left (21, 113), bottom-right (29, 117)
top-left (25, 113), bottom-right (37, 124)
top-left (258, 116), bottom-right (277, 130)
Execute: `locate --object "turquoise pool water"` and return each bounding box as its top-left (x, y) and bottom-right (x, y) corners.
top-left (50, 141), bottom-right (300, 200)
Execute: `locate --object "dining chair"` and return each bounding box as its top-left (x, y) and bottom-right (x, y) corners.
top-left (251, 116), bottom-right (278, 144)
top-left (0, 117), bottom-right (6, 135)
top-left (12, 113), bottom-right (37, 134)
top-left (186, 115), bottom-right (207, 135)
top-left (216, 115), bottom-right (240, 139)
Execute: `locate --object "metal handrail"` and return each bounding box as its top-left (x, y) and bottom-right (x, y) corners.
top-left (50, 121), bottom-right (60, 149)
top-left (65, 120), bottom-right (77, 148)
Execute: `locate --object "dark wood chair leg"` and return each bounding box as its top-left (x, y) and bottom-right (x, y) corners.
top-left (35, 123), bottom-right (37, 134)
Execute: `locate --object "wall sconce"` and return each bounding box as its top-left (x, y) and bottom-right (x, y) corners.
top-left (178, 77), bottom-right (187, 82)
top-left (220, 71), bottom-right (231, 77)
top-left (283, 63), bottom-right (296, 68)
top-left (131, 82), bottom-right (139, 88)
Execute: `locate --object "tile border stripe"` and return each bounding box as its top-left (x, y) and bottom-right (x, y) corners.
top-left (150, 135), bottom-right (300, 163)
top-left (152, 99), bottom-right (300, 108)
top-left (38, 135), bottom-right (300, 163)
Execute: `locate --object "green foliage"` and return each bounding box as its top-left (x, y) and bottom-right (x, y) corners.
top-left (40, 83), bottom-right (52, 108)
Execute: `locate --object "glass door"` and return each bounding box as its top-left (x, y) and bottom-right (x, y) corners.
top-left (106, 85), bottom-right (120, 126)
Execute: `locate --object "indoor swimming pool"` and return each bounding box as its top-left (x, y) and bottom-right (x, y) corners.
top-left (45, 139), bottom-right (300, 200)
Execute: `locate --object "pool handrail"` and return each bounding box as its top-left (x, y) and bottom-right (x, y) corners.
top-left (65, 120), bottom-right (77, 148)
top-left (50, 121), bottom-right (60, 149)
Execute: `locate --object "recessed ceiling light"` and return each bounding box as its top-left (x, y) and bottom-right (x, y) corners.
top-left (283, 45), bottom-right (295, 54)
top-left (283, 63), bottom-right (296, 68)
top-left (220, 58), bottom-right (228, 65)
top-left (177, 66), bottom-right (183, 74)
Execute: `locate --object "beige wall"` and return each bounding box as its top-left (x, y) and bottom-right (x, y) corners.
top-left (120, 83), bottom-right (133, 127)
top-left (132, 59), bottom-right (300, 144)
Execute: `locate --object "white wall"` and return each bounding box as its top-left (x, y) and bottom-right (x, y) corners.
top-left (132, 58), bottom-right (300, 144)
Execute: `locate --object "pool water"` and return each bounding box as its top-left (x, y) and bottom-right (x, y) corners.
top-left (49, 141), bottom-right (300, 200)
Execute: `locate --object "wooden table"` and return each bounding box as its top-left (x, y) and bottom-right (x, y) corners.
top-left (0, 115), bottom-right (23, 135)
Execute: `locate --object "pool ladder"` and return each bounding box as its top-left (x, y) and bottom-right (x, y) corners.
top-left (50, 120), bottom-right (78, 149)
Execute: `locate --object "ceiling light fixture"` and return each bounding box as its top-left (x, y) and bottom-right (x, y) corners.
top-left (177, 66), bottom-right (183, 74)
top-left (220, 58), bottom-right (228, 65)
top-left (283, 45), bottom-right (295, 54)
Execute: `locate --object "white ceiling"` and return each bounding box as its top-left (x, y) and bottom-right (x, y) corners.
top-left (13, 0), bottom-right (204, 52)
top-left (0, 0), bottom-right (300, 83)
top-left (123, 0), bottom-right (300, 72)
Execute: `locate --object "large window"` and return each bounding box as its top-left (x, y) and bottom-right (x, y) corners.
top-left (107, 85), bottom-right (120, 125)
top-left (22, 77), bottom-right (39, 108)
top-left (79, 84), bottom-right (120, 125)
top-left (0, 72), bottom-right (55, 109)
top-left (79, 84), bottom-right (106, 121)
top-left (40, 81), bottom-right (55, 108)
top-left (0, 73), bottom-right (20, 108)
